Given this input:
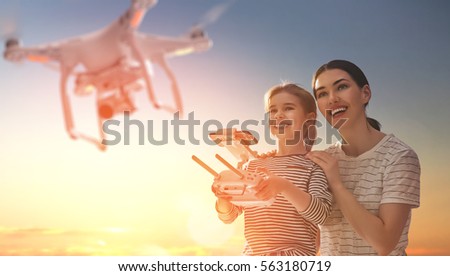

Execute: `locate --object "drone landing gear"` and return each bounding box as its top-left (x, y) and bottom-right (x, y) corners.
top-left (68, 130), bottom-right (106, 151)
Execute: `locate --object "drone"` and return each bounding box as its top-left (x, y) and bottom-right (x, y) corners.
top-left (192, 128), bottom-right (275, 207)
top-left (2, 0), bottom-right (212, 150)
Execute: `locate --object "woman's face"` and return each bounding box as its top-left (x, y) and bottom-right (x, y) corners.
top-left (267, 91), bottom-right (312, 141)
top-left (314, 69), bottom-right (370, 130)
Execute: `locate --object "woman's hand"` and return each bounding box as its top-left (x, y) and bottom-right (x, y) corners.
top-left (306, 151), bottom-right (342, 190)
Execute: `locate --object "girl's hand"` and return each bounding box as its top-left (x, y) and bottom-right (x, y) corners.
top-left (306, 151), bottom-right (342, 189)
top-left (211, 182), bottom-right (232, 200)
top-left (212, 183), bottom-right (234, 213)
top-left (253, 167), bottom-right (289, 201)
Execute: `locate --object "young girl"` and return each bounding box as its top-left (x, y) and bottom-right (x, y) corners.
top-left (214, 83), bottom-right (332, 256)
top-left (307, 60), bottom-right (421, 255)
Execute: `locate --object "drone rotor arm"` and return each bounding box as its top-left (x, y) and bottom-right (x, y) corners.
top-left (4, 43), bottom-right (62, 64)
top-left (120, 0), bottom-right (158, 30)
top-left (130, 9), bottom-right (145, 29)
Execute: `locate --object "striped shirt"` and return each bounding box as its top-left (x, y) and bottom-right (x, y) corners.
top-left (218, 154), bottom-right (332, 256)
top-left (319, 134), bottom-right (421, 255)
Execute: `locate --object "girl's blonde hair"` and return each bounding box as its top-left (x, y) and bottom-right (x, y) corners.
top-left (265, 83), bottom-right (317, 150)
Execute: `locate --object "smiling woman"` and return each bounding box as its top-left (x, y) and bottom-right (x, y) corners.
top-left (313, 60), bottom-right (381, 133)
top-left (307, 60), bottom-right (421, 256)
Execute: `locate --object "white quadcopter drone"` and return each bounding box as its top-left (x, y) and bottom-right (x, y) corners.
top-left (2, 0), bottom-right (212, 150)
top-left (193, 128), bottom-right (275, 207)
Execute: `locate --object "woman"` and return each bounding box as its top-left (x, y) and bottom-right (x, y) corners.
top-left (214, 83), bottom-right (332, 255)
top-left (307, 60), bottom-right (421, 255)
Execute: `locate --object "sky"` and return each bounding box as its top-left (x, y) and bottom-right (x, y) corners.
top-left (0, 0), bottom-right (449, 256)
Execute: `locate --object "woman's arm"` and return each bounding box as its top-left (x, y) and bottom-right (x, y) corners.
top-left (329, 182), bottom-right (411, 255)
top-left (307, 150), bottom-right (417, 255)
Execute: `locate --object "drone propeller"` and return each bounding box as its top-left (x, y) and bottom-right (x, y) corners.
top-left (185, 0), bottom-right (235, 42)
top-left (194, 0), bottom-right (236, 30)
top-left (1, 8), bottom-right (61, 66)
top-left (0, 0), bottom-right (21, 40)
top-left (1, 1), bottom-right (23, 62)
top-left (1, 19), bottom-right (21, 51)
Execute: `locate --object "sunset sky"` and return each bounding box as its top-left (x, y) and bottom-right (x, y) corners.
top-left (1, 0), bottom-right (449, 256)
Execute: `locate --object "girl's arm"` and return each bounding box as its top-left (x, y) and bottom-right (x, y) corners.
top-left (253, 167), bottom-right (332, 225)
top-left (215, 198), bottom-right (242, 224)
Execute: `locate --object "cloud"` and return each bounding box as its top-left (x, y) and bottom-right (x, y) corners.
top-left (0, 226), bottom-right (130, 256)
top-left (7, 226), bottom-right (446, 256)
top-left (0, 226), bottom-right (243, 256)
top-left (0, 227), bottom-right (90, 238)
top-left (407, 247), bottom-right (450, 256)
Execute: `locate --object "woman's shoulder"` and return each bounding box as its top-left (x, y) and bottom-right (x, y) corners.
top-left (322, 134), bottom-right (418, 159)
top-left (382, 134), bottom-right (416, 152)
top-left (380, 134), bottom-right (420, 164)
top-left (374, 134), bottom-right (419, 160)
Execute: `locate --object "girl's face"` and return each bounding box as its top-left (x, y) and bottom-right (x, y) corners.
top-left (267, 91), bottom-right (313, 140)
top-left (314, 69), bottom-right (370, 129)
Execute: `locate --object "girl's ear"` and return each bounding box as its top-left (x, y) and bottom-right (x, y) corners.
top-left (361, 84), bottom-right (371, 104)
top-left (306, 112), bottom-right (316, 121)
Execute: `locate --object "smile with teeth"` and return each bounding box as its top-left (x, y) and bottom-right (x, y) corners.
top-left (276, 120), bottom-right (292, 128)
top-left (330, 107), bottom-right (347, 117)
top-left (271, 120), bottom-right (292, 131)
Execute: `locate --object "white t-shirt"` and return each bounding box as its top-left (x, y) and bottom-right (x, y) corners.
top-left (319, 134), bottom-right (421, 255)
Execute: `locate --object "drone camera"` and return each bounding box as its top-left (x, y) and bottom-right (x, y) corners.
top-left (98, 92), bottom-right (136, 119)
top-left (98, 104), bottom-right (114, 119)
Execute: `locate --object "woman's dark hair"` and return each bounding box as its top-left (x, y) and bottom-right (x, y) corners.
top-left (312, 60), bottom-right (381, 131)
